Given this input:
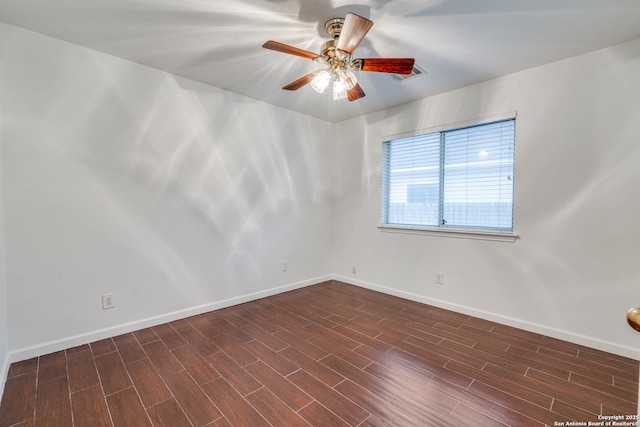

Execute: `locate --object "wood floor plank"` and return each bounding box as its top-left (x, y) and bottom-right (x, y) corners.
top-left (241, 322), bottom-right (288, 352)
top-left (71, 384), bottom-right (111, 427)
top-left (466, 376), bottom-right (564, 425)
top-left (244, 361), bottom-right (313, 411)
top-left (186, 314), bottom-right (224, 338)
top-left (7, 358), bottom-right (38, 379)
top-left (432, 322), bottom-right (481, 347)
top-left (460, 323), bottom-right (540, 353)
top-left (0, 371), bottom-right (36, 426)
top-left (106, 387), bottom-right (152, 427)
top-left (309, 328), bottom-right (362, 350)
top-left (379, 346), bottom-right (473, 390)
top-left (284, 304), bottom-right (339, 330)
top-left (378, 317), bottom-right (443, 345)
top-left (474, 340), bottom-right (569, 379)
top-left (242, 338), bottom-right (298, 376)
top-left (288, 369), bottom-right (369, 426)
top-left (169, 318), bottom-right (192, 332)
top-left (487, 322), bottom-right (545, 347)
top-left (551, 398), bottom-right (602, 423)
top-left (132, 328), bottom-right (159, 345)
top-left (440, 339), bottom-right (528, 375)
top-left (463, 316), bottom-right (499, 332)
top-left (201, 377), bottom-right (270, 427)
top-left (235, 306), bottom-right (282, 334)
top-left (308, 331), bottom-right (372, 369)
top-left (358, 415), bottom-right (393, 427)
top-left (6, 419), bottom-right (34, 427)
top-left (67, 348), bottom-right (100, 392)
top-left (210, 418), bottom-right (233, 427)
top-left (612, 375), bottom-right (640, 395)
top-left (212, 333), bottom-right (258, 366)
top-left (280, 346), bottom-right (345, 387)
top-left (375, 333), bottom-right (451, 370)
top-left (408, 335), bottom-right (487, 371)
top-left (90, 338), bottom-right (117, 356)
top-left (113, 332), bottom-right (147, 364)
top-left (450, 402), bottom-right (510, 427)
top-left (246, 387), bottom-right (312, 427)
top-left (448, 360), bottom-right (553, 409)
top-left (68, 344), bottom-right (90, 354)
top-left (274, 330), bottom-right (329, 360)
top-left (142, 340), bottom-right (184, 377)
top-left (218, 310), bottom-right (252, 328)
top-left (94, 351), bottom-right (132, 396)
top-left (428, 374), bottom-right (545, 427)
top-left (176, 325), bottom-right (219, 356)
top-left (146, 398), bottom-right (192, 427)
top-left (206, 351), bottom-right (262, 396)
top-left (320, 354), bottom-right (400, 401)
top-left (126, 358), bottom-right (172, 408)
top-left (335, 377), bottom-right (451, 426)
top-left (152, 323), bottom-right (188, 350)
top-left (569, 370), bottom-right (632, 401)
top-left (364, 360), bottom-right (449, 410)
top-left (507, 344), bottom-right (617, 383)
top-left (37, 351), bottom-right (67, 385)
top-left (330, 323), bottom-right (392, 353)
top-left (208, 317), bottom-right (253, 344)
top-left (527, 367), bottom-right (636, 412)
top-left (268, 312), bottom-right (315, 337)
top-left (0, 281), bottom-right (637, 427)
top-left (602, 401), bottom-right (638, 418)
top-left (34, 377), bottom-right (72, 427)
top-left (171, 344), bottom-right (220, 385)
top-left (297, 401), bottom-right (350, 427)
top-left (163, 370), bottom-right (222, 426)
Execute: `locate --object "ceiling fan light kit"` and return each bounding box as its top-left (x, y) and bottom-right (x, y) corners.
top-left (262, 13), bottom-right (415, 102)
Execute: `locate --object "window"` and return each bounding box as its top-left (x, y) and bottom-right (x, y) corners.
top-left (381, 118), bottom-right (515, 234)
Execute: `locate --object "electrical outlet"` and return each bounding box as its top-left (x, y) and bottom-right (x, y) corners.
top-left (435, 272), bottom-right (444, 284)
top-left (102, 293), bottom-right (115, 310)
top-left (352, 265), bottom-right (357, 274)
top-left (282, 261), bottom-right (288, 272)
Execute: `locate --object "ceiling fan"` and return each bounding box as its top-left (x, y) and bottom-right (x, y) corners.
top-left (262, 13), bottom-right (415, 102)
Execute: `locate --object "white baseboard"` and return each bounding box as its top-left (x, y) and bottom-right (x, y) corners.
top-left (334, 274), bottom-right (640, 362)
top-left (8, 275), bottom-right (331, 363)
top-left (7, 273), bottom-right (639, 366)
top-left (0, 350), bottom-right (9, 404)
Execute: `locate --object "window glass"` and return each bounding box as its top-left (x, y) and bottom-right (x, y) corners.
top-left (382, 118), bottom-right (515, 231)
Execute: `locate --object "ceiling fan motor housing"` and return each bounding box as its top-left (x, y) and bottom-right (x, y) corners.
top-left (325, 18), bottom-right (345, 39)
top-left (321, 18), bottom-right (355, 68)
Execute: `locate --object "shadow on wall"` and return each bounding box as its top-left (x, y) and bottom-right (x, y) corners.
top-left (4, 25), bottom-right (332, 311)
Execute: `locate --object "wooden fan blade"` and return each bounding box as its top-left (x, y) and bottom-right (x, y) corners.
top-left (335, 13), bottom-right (373, 54)
top-left (360, 58), bottom-right (415, 74)
top-left (262, 40), bottom-right (318, 60)
top-left (283, 73), bottom-right (315, 91)
top-left (347, 83), bottom-right (366, 102)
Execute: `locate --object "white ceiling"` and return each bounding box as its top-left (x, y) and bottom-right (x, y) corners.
top-left (2, 0), bottom-right (640, 122)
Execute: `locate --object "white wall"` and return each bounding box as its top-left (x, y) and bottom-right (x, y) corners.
top-left (0, 25), bottom-right (9, 400)
top-left (1, 20), bottom-right (639, 367)
top-left (332, 38), bottom-right (640, 360)
top-left (0, 23), bottom-right (334, 358)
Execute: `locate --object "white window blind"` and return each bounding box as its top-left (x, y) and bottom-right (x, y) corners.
top-left (382, 118), bottom-right (515, 231)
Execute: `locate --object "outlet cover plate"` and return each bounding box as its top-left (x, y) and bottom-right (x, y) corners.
top-left (102, 293), bottom-right (115, 310)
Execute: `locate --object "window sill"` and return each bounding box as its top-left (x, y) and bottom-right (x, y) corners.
top-left (378, 224), bottom-right (519, 242)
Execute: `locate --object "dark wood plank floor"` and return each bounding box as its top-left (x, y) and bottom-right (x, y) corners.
top-left (0, 280), bottom-right (637, 426)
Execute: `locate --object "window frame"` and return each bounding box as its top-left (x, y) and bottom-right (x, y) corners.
top-left (379, 113), bottom-right (519, 242)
